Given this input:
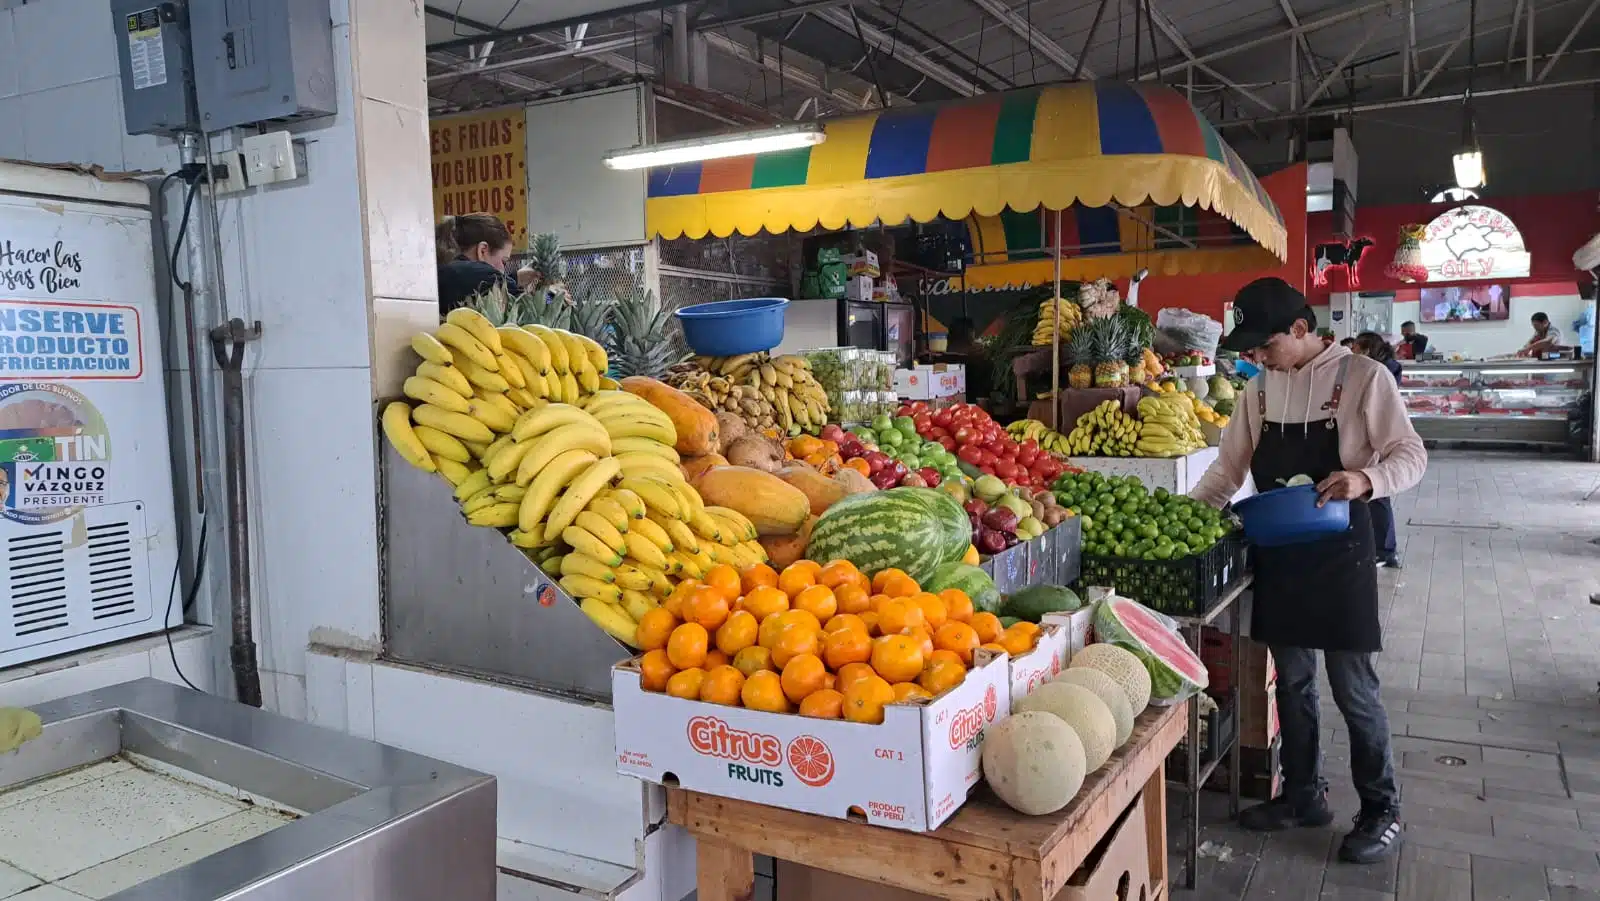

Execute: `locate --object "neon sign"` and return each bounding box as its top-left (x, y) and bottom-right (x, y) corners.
top-left (1311, 237), bottom-right (1376, 288)
top-left (1419, 205), bottom-right (1530, 281)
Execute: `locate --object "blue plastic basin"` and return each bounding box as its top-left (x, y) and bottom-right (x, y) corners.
top-left (674, 298), bottom-right (790, 357)
top-left (1232, 484), bottom-right (1351, 547)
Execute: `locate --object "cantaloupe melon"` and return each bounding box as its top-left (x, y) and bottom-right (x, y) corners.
top-left (1053, 668), bottom-right (1134, 747)
top-left (1016, 682), bottom-right (1118, 771)
top-left (981, 711), bottom-right (1086, 816)
top-left (1070, 643), bottom-right (1152, 714)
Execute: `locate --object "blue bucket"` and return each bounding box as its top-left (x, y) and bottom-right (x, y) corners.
top-left (1232, 484), bottom-right (1351, 547)
top-left (674, 298), bottom-right (790, 357)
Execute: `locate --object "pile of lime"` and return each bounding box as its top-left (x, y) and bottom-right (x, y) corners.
top-left (1050, 471), bottom-right (1234, 560)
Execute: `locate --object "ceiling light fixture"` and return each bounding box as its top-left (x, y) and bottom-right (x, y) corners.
top-left (1454, 0), bottom-right (1486, 190)
top-left (602, 123), bottom-right (826, 171)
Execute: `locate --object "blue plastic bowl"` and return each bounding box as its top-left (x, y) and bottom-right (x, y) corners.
top-left (674, 298), bottom-right (790, 357)
top-left (1232, 484), bottom-right (1351, 547)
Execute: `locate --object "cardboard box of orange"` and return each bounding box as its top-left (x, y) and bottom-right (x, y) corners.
top-left (1004, 608), bottom-right (1097, 704)
top-left (613, 653), bottom-right (1011, 832)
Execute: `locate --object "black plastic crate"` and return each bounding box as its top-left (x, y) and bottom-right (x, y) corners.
top-left (1168, 696), bottom-right (1237, 769)
top-left (1074, 536), bottom-right (1247, 617)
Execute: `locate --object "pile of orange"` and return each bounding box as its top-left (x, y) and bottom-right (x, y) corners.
top-left (633, 559), bottom-right (1043, 725)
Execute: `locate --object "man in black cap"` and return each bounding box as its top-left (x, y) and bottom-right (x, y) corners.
top-left (1192, 277), bottom-right (1427, 864)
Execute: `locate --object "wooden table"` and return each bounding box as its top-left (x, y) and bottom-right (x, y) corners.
top-left (669, 703), bottom-right (1187, 901)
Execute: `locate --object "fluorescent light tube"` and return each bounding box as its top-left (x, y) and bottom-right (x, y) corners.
top-left (604, 124), bottom-right (826, 171)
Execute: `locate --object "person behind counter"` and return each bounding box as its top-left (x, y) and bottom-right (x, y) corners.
top-left (1398, 321), bottom-right (1428, 359)
top-left (941, 317), bottom-right (992, 402)
top-left (1192, 277), bottom-right (1427, 865)
top-left (1520, 312), bottom-right (1564, 357)
top-left (435, 214), bottom-right (535, 317)
top-left (1352, 332), bottom-right (1403, 568)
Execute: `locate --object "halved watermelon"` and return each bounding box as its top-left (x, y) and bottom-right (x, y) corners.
top-left (1093, 597), bottom-right (1209, 702)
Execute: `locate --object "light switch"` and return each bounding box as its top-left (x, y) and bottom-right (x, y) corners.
top-left (240, 131), bottom-right (298, 185)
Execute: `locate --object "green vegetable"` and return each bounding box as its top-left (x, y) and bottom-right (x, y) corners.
top-left (1002, 585), bottom-right (1084, 622)
top-left (924, 562), bottom-right (1002, 615)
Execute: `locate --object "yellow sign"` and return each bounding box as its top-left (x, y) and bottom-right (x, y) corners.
top-left (430, 107), bottom-right (528, 249)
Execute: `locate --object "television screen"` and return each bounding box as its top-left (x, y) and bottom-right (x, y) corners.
top-left (1419, 284), bottom-right (1511, 322)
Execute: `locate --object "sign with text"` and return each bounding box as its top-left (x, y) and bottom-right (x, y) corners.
top-left (1420, 204), bottom-right (1530, 282)
top-left (430, 107), bottom-right (528, 250)
top-left (0, 300), bottom-right (142, 380)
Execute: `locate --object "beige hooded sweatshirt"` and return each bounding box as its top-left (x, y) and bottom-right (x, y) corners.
top-left (1192, 343), bottom-right (1428, 508)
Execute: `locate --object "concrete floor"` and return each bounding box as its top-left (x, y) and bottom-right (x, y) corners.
top-left (1172, 449), bottom-right (1600, 901)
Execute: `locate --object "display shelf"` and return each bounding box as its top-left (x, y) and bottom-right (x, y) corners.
top-left (1401, 358), bottom-right (1593, 448)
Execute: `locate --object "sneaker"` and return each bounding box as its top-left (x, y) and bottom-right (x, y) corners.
top-left (1238, 793), bottom-right (1334, 832)
top-left (1378, 554), bottom-right (1402, 569)
top-left (1339, 807), bottom-right (1401, 863)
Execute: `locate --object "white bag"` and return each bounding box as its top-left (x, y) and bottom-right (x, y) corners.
top-left (1155, 307), bottom-right (1224, 359)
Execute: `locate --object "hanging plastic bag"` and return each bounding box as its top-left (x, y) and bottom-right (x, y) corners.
top-left (1091, 592), bottom-right (1210, 705)
top-left (1154, 307), bottom-right (1224, 359)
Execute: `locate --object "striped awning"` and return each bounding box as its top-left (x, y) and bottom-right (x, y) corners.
top-left (646, 81), bottom-right (1287, 274)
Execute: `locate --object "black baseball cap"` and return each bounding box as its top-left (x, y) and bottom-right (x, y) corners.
top-left (1222, 277), bottom-right (1317, 352)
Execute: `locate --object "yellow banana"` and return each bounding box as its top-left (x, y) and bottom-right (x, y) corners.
top-left (495, 484), bottom-right (526, 502)
top-left (667, 550), bottom-right (704, 580)
top-left (461, 488), bottom-right (500, 514)
top-left (453, 468), bottom-right (491, 502)
top-left (672, 479), bottom-right (705, 518)
top-left (517, 449), bottom-right (599, 532)
top-left (412, 404), bottom-right (495, 444)
top-left (602, 418), bottom-right (677, 445)
top-left (689, 509), bottom-right (725, 543)
top-left (645, 567), bottom-right (673, 598)
top-left (603, 487), bottom-right (647, 520)
top-left (436, 322), bottom-right (499, 371)
top-left (494, 351), bottom-right (527, 388)
top-left (705, 506), bottom-right (758, 541)
top-left (704, 511), bottom-right (749, 544)
top-left (609, 436), bottom-right (678, 461)
top-left (728, 543), bottom-right (761, 570)
top-left (475, 391), bottom-right (520, 422)
top-left (507, 387), bottom-right (541, 409)
top-left (581, 390), bottom-right (647, 414)
top-left (510, 356), bottom-right (547, 397)
top-left (514, 423), bottom-right (613, 487)
top-left (704, 543), bottom-right (736, 566)
top-left (627, 515), bottom-right (673, 553)
top-left (619, 589), bottom-right (656, 622)
top-left (543, 457), bottom-right (623, 542)
top-left (542, 371), bottom-right (564, 402)
top-left (382, 402), bottom-right (435, 472)
top-left (467, 502), bottom-right (520, 528)
top-left (579, 597), bottom-right (636, 646)
top-left (613, 564), bottom-right (654, 592)
top-left (480, 434), bottom-right (515, 467)
top-left (649, 513), bottom-right (697, 554)
top-left (433, 456), bottom-right (473, 486)
top-left (457, 356), bottom-right (511, 393)
top-left (592, 403), bottom-right (673, 428)
top-left (598, 376), bottom-right (620, 391)
top-left (740, 540), bottom-right (769, 564)
top-left (488, 440), bottom-right (534, 483)
top-left (555, 330), bottom-right (591, 373)
top-left (585, 496), bottom-right (632, 534)
top-left (416, 361), bottom-right (474, 397)
top-left (539, 555), bottom-right (564, 577)
top-left (513, 403), bottom-right (602, 442)
top-left (526, 325), bottom-right (571, 372)
top-left (576, 362), bottom-right (600, 394)
top-left (466, 397), bottom-right (516, 434)
top-left (412, 425), bottom-right (472, 464)
top-left (562, 525), bottom-right (624, 566)
top-left (563, 574), bottom-right (623, 605)
top-left (620, 477), bottom-right (683, 520)
top-left (445, 308), bottom-right (504, 354)
top-left (559, 371), bottom-right (581, 405)
top-left (499, 327), bottom-right (552, 373)
top-left (508, 528), bottom-right (550, 549)
top-left (622, 531), bottom-right (668, 569)
top-left (573, 511), bottom-right (628, 555)
top-left (561, 552), bottom-right (617, 583)
top-left (614, 452), bottom-right (682, 483)
top-left (411, 332), bottom-right (454, 365)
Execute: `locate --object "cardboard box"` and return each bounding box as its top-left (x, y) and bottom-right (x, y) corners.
top-left (845, 275), bottom-right (875, 301)
top-left (1047, 607), bottom-right (1097, 661)
top-left (1206, 740), bottom-right (1281, 801)
top-left (1006, 620), bottom-right (1069, 704)
top-left (613, 655), bottom-right (1011, 832)
top-left (895, 364), bottom-right (964, 401)
top-left (1240, 676), bottom-right (1279, 750)
top-left (841, 250), bottom-right (880, 278)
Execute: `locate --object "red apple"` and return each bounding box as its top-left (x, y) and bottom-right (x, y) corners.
top-left (918, 467), bottom-right (941, 487)
top-left (820, 424), bottom-right (846, 443)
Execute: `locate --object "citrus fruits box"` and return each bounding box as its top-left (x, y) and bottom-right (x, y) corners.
top-left (1003, 608), bottom-right (1094, 703)
top-left (612, 653), bottom-right (1011, 832)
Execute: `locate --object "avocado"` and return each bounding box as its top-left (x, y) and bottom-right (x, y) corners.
top-left (1001, 585), bottom-right (1084, 622)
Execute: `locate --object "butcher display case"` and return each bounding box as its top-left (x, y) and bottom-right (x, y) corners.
top-left (1400, 358), bottom-right (1594, 448)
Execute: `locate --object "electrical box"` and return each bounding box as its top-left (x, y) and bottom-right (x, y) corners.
top-left (111, 1), bottom-right (198, 136)
top-left (190, 0), bottom-right (337, 131)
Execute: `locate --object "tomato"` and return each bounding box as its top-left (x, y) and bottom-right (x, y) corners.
top-left (975, 449), bottom-right (997, 467)
top-left (952, 425), bottom-right (975, 445)
top-left (932, 410), bottom-right (953, 429)
top-left (1021, 439), bottom-right (1041, 455)
top-left (979, 464), bottom-right (996, 476)
top-left (913, 415), bottom-right (933, 434)
top-left (908, 401), bottom-right (930, 414)
top-left (981, 438), bottom-right (1006, 457)
top-left (1016, 447), bottom-right (1039, 467)
top-left (938, 436), bottom-right (957, 451)
top-left (957, 444), bottom-right (985, 465)
top-left (928, 426), bottom-right (949, 439)
top-left (994, 459), bottom-right (1020, 481)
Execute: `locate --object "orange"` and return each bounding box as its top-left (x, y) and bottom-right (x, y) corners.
top-left (732, 645), bottom-right (776, 677)
top-left (919, 657), bottom-right (967, 695)
top-left (780, 653), bottom-right (828, 703)
top-left (871, 567), bottom-right (909, 593)
top-left (934, 622), bottom-right (981, 665)
top-left (998, 625), bottom-right (1036, 656)
top-left (798, 688), bottom-right (844, 719)
top-left (715, 610), bottom-right (759, 655)
top-left (639, 649), bottom-right (675, 692)
top-left (906, 626), bottom-right (936, 661)
top-left (760, 608), bottom-right (822, 649)
top-left (979, 642), bottom-right (1007, 655)
top-left (859, 610), bottom-right (882, 636)
top-left (892, 682), bottom-right (933, 703)
top-left (818, 560), bottom-right (866, 592)
top-left (635, 608), bottom-right (679, 652)
top-left (778, 564), bottom-right (817, 598)
top-left (842, 675), bottom-right (895, 724)
top-left (969, 612), bottom-right (1004, 644)
top-left (741, 670), bottom-right (791, 713)
top-left (824, 613), bottom-right (868, 635)
top-left (792, 585), bottom-right (838, 622)
top-left (870, 634), bottom-right (925, 683)
top-left (770, 624), bottom-right (821, 669)
top-left (939, 589), bottom-right (975, 623)
top-left (822, 627), bottom-right (872, 670)
top-left (835, 661), bottom-right (878, 694)
top-left (1009, 621), bottom-right (1041, 636)
top-left (742, 586), bottom-right (790, 622)
top-left (789, 559), bottom-right (823, 577)
top-left (962, 544), bottom-right (980, 565)
top-left (913, 592), bottom-right (949, 630)
top-left (703, 649), bottom-right (730, 669)
top-left (663, 579), bottom-right (700, 618)
top-left (822, 672), bottom-right (837, 691)
top-left (876, 598), bottom-right (926, 636)
top-left (928, 648), bottom-right (964, 669)
top-left (834, 583), bottom-right (871, 614)
top-left (666, 622), bottom-right (709, 669)
top-left (880, 572), bottom-right (921, 598)
top-left (699, 665), bottom-right (745, 705)
top-left (666, 667), bottom-right (706, 699)
top-left (683, 585), bottom-right (731, 631)
top-left (740, 563), bottom-right (779, 594)
top-left (704, 564), bottom-right (743, 601)
top-left (867, 593), bottom-right (893, 612)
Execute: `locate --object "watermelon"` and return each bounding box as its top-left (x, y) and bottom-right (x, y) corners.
top-left (1002, 585), bottom-right (1083, 621)
top-left (923, 563), bottom-right (1001, 614)
top-left (1092, 597), bottom-right (1209, 702)
top-left (806, 487), bottom-right (971, 584)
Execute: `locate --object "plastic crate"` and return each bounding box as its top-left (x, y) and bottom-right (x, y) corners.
top-left (1074, 536), bottom-right (1247, 618)
top-left (1167, 697), bottom-right (1237, 769)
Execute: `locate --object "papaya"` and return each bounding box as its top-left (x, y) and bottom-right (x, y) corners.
top-left (694, 466), bottom-right (810, 536)
top-left (776, 464), bottom-right (849, 516)
top-left (759, 517), bottom-right (815, 569)
top-left (620, 376), bottom-right (720, 456)
top-left (680, 452), bottom-right (728, 483)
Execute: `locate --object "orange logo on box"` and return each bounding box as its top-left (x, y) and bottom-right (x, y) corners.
top-left (687, 715), bottom-right (783, 768)
top-left (786, 735), bottom-right (836, 787)
top-left (949, 685), bottom-right (999, 750)
top-left (537, 585), bottom-right (556, 607)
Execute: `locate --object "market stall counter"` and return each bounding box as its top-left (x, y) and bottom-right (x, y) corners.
top-left (1067, 448), bottom-right (1256, 505)
top-left (1400, 357), bottom-right (1596, 451)
top-left (669, 702), bottom-right (1185, 901)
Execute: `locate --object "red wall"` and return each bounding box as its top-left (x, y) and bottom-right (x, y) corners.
top-left (1130, 163), bottom-right (1309, 321)
top-left (1305, 191), bottom-right (1600, 301)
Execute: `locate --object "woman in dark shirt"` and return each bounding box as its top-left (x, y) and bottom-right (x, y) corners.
top-left (436, 214), bottom-right (524, 317)
top-left (1353, 332), bottom-right (1403, 567)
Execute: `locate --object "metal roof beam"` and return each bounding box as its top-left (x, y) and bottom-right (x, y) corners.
top-left (700, 30), bottom-right (870, 111)
top-left (810, 6), bottom-right (981, 96)
top-left (1276, 0), bottom-right (1323, 88)
top-left (965, 0), bottom-right (1092, 79)
top-left (428, 36), bottom-right (644, 83)
top-left (698, 0), bottom-right (857, 31)
top-left (1145, 1), bottom-right (1277, 111)
top-left (1538, 0), bottom-right (1600, 81)
top-left (427, 0), bottom-right (684, 52)
top-left (1300, 17), bottom-right (1376, 107)
top-left (1139, 0), bottom-right (1393, 79)
top-left (1413, 22), bottom-right (1467, 96)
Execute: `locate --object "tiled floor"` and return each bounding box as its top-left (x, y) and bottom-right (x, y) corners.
top-left (0, 758), bottom-right (293, 899)
top-left (1172, 449), bottom-right (1600, 900)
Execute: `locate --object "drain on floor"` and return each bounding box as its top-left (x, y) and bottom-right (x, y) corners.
top-left (1435, 755), bottom-right (1468, 767)
top-left (1408, 519), bottom-right (1502, 530)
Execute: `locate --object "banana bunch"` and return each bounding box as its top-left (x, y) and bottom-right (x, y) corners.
top-left (1134, 395), bottom-right (1207, 458)
top-left (1063, 400), bottom-right (1142, 456)
top-left (1031, 296), bottom-right (1083, 346)
top-left (667, 352), bottom-right (830, 436)
top-left (1006, 418), bottom-right (1073, 456)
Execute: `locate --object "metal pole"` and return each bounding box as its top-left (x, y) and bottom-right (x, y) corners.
top-left (212, 317), bottom-right (263, 707)
top-left (670, 5), bottom-right (690, 83)
top-left (1219, 74), bottom-right (1600, 128)
top-left (1051, 208), bottom-right (1062, 432)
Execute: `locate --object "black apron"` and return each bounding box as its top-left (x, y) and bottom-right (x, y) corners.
top-left (1248, 357), bottom-right (1382, 652)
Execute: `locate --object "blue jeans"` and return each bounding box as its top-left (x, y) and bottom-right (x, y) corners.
top-left (1370, 497), bottom-right (1398, 557)
top-left (1271, 646), bottom-right (1399, 812)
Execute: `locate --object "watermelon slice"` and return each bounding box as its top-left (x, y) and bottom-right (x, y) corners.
top-left (1093, 597), bottom-right (1209, 702)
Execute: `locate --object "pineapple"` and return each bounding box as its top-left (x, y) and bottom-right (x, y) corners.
top-left (569, 284), bottom-right (613, 346)
top-left (463, 281), bottom-right (523, 327)
top-left (1127, 337), bottom-right (1149, 384)
top-left (1066, 327), bottom-right (1094, 389)
top-left (1091, 319), bottom-right (1131, 388)
top-left (608, 287), bottom-right (681, 380)
top-left (525, 233), bottom-right (570, 304)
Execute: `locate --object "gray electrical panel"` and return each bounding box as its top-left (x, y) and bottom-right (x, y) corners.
top-left (190, 0), bottom-right (337, 131)
top-left (111, 1), bottom-right (198, 136)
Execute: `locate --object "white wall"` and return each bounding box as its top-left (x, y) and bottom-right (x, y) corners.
top-left (1390, 292), bottom-right (1592, 359)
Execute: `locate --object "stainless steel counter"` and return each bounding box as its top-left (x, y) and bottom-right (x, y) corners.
top-left (2, 679), bottom-right (496, 900)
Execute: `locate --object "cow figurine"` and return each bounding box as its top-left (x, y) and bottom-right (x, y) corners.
top-left (1311, 237), bottom-right (1375, 287)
